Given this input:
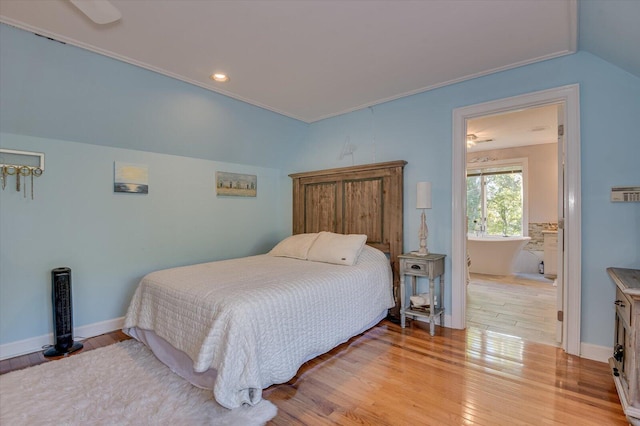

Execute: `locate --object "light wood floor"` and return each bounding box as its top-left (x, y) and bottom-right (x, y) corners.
top-left (467, 272), bottom-right (558, 347)
top-left (0, 330), bottom-right (130, 374)
top-left (0, 323), bottom-right (626, 425)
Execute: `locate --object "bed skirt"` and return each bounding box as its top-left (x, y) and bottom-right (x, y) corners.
top-left (124, 309), bottom-right (388, 396)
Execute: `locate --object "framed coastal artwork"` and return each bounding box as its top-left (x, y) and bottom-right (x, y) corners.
top-left (216, 171), bottom-right (256, 197)
top-left (114, 162), bottom-right (149, 194)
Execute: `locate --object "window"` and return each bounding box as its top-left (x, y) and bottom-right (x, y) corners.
top-left (467, 159), bottom-right (527, 237)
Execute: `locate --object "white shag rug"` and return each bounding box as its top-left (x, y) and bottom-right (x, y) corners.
top-left (0, 340), bottom-right (277, 425)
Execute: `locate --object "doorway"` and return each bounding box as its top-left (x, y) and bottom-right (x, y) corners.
top-left (451, 85), bottom-right (582, 355)
top-left (465, 104), bottom-right (559, 346)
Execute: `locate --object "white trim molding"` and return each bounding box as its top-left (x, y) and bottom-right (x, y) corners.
top-left (0, 317), bottom-right (124, 361)
top-left (452, 84), bottom-right (582, 356)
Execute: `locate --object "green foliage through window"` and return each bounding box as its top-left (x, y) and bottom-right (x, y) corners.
top-left (467, 165), bottom-right (523, 236)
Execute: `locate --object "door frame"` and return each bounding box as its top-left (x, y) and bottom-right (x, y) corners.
top-left (556, 103), bottom-right (566, 344)
top-left (451, 84), bottom-right (581, 355)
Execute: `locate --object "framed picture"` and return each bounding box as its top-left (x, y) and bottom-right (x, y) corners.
top-left (114, 162), bottom-right (149, 194)
top-left (216, 172), bottom-right (256, 197)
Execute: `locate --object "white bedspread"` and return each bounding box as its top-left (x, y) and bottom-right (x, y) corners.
top-left (123, 245), bottom-right (393, 409)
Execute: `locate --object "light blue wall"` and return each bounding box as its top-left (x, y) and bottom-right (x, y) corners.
top-left (293, 51), bottom-right (640, 348)
top-left (579, 0), bottom-right (640, 79)
top-left (0, 24), bottom-right (307, 169)
top-left (0, 134), bottom-right (290, 344)
top-left (0, 24), bottom-right (306, 346)
top-left (2, 22), bottom-right (639, 351)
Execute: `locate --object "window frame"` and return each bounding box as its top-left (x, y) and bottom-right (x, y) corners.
top-left (466, 157), bottom-right (529, 237)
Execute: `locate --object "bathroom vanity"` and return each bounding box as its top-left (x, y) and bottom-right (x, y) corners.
top-left (608, 267), bottom-right (640, 426)
top-left (543, 231), bottom-right (558, 277)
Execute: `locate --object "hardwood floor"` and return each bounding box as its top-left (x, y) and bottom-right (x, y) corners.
top-left (264, 320), bottom-right (626, 425)
top-left (1, 323), bottom-right (626, 425)
top-left (467, 272), bottom-right (558, 346)
top-left (0, 330), bottom-right (130, 375)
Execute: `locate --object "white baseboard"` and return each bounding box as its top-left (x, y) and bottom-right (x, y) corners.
top-left (1, 315), bottom-right (611, 364)
top-left (580, 342), bottom-right (612, 363)
top-left (0, 317), bottom-right (124, 361)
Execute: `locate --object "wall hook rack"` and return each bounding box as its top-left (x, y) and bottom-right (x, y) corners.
top-left (0, 148), bottom-right (45, 200)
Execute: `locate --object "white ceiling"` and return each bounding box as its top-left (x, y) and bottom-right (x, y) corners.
top-left (466, 104), bottom-right (558, 153)
top-left (0, 0), bottom-right (577, 123)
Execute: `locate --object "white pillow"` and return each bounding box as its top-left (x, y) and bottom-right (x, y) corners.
top-left (269, 233), bottom-right (319, 259)
top-left (307, 231), bottom-right (368, 266)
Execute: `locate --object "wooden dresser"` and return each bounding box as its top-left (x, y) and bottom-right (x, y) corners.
top-left (608, 267), bottom-right (640, 426)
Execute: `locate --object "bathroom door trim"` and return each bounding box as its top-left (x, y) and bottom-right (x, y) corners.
top-left (451, 84), bottom-right (581, 355)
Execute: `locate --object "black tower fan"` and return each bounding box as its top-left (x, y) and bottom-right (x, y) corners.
top-left (44, 267), bottom-right (83, 357)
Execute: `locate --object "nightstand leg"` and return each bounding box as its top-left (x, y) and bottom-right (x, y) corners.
top-left (400, 273), bottom-right (406, 328)
top-left (440, 272), bottom-right (445, 330)
top-left (429, 277), bottom-right (435, 336)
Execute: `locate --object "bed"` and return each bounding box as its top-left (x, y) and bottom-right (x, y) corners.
top-left (123, 161), bottom-right (406, 409)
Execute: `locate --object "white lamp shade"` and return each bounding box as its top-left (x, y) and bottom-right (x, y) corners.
top-left (417, 182), bottom-right (432, 209)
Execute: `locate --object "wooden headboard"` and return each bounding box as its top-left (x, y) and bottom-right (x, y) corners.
top-left (289, 160), bottom-right (406, 318)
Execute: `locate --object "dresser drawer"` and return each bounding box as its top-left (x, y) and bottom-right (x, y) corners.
top-left (616, 287), bottom-right (633, 328)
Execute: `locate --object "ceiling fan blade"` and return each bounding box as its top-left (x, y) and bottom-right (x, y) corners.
top-left (69, 0), bottom-right (122, 24)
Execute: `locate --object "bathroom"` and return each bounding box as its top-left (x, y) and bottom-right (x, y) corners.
top-left (465, 104), bottom-right (560, 346)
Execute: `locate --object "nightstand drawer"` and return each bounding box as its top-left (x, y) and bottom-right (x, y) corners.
top-left (402, 259), bottom-right (428, 275)
top-left (400, 255), bottom-right (445, 278)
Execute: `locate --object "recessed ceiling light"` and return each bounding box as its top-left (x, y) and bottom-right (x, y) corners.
top-left (210, 73), bottom-right (229, 82)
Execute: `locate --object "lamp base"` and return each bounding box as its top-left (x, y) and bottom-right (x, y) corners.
top-left (410, 250), bottom-right (429, 256)
top-left (417, 209), bottom-right (429, 257)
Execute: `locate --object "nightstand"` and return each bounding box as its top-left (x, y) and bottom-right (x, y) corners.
top-left (399, 252), bottom-right (446, 336)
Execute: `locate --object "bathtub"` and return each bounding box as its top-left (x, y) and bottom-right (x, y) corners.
top-left (467, 235), bottom-right (531, 275)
